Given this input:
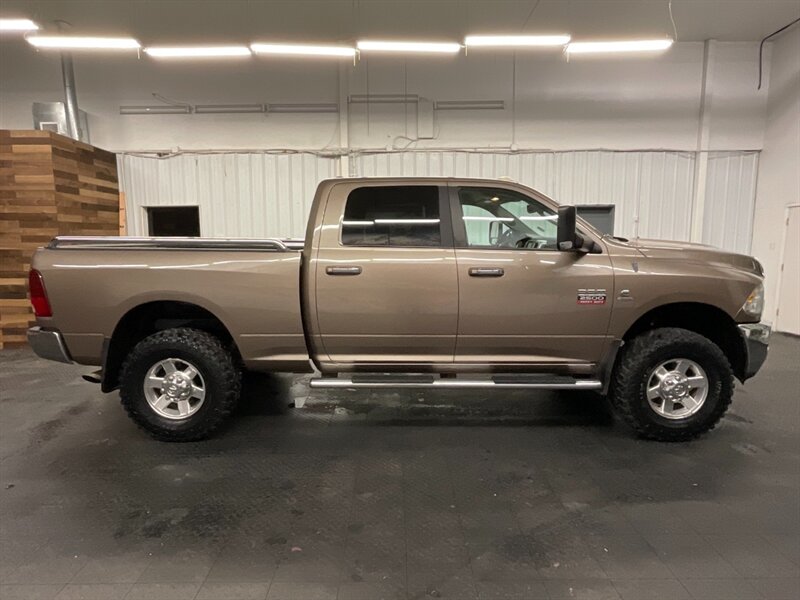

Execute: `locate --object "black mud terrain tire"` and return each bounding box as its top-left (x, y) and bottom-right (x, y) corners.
top-left (119, 328), bottom-right (241, 441)
top-left (610, 327), bottom-right (733, 442)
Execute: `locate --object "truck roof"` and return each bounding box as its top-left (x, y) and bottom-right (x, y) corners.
top-left (321, 176), bottom-right (520, 185)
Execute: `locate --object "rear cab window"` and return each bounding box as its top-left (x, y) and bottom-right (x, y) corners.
top-left (341, 186), bottom-right (442, 247)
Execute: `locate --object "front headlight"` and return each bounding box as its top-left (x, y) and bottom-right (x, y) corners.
top-left (742, 283), bottom-right (764, 318)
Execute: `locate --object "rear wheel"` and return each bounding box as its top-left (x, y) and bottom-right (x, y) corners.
top-left (610, 328), bottom-right (733, 441)
top-left (119, 328), bottom-right (241, 441)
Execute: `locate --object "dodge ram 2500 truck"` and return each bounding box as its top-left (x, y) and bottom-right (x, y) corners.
top-left (27, 177), bottom-right (769, 442)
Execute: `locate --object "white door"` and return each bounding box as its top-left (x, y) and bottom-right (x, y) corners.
top-left (775, 206), bottom-right (800, 335)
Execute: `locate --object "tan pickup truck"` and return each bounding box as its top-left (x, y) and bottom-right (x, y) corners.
top-left (27, 177), bottom-right (769, 442)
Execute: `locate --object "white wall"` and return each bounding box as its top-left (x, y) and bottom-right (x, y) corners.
top-left (0, 41), bottom-right (769, 153)
top-left (119, 149), bottom-right (758, 255)
top-left (119, 153), bottom-right (338, 239)
top-left (0, 32), bottom-right (780, 266)
top-left (752, 26), bottom-right (800, 325)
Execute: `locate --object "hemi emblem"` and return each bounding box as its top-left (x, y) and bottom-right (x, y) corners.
top-left (577, 288), bottom-right (607, 305)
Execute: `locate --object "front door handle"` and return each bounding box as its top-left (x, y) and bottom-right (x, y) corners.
top-left (326, 266), bottom-right (362, 276)
top-left (469, 267), bottom-right (504, 277)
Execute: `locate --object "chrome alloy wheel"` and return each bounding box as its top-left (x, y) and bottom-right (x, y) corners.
top-left (143, 358), bottom-right (206, 420)
top-left (646, 358), bottom-right (709, 420)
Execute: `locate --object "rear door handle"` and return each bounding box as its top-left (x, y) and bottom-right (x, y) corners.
top-left (469, 267), bottom-right (504, 277)
top-left (326, 266), bottom-right (362, 276)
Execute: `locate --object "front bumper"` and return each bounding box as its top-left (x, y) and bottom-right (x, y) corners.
top-left (27, 327), bottom-right (73, 364)
top-left (739, 323), bottom-right (770, 380)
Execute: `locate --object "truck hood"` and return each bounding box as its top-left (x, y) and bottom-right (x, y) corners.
top-left (613, 237), bottom-right (764, 276)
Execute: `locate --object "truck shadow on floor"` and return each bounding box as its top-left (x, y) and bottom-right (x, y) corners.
top-left (236, 373), bottom-right (616, 429)
top-left (341, 391), bottom-right (618, 428)
top-left (237, 372), bottom-right (294, 416)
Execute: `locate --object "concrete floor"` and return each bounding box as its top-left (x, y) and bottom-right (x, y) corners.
top-left (0, 335), bottom-right (798, 600)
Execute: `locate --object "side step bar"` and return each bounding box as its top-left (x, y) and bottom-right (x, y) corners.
top-left (310, 375), bottom-right (602, 390)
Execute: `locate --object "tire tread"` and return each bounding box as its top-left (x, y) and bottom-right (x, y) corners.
top-left (610, 327), bottom-right (734, 442)
top-left (119, 328), bottom-right (240, 442)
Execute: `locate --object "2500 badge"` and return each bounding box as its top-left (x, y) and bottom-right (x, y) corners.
top-left (577, 288), bottom-right (607, 305)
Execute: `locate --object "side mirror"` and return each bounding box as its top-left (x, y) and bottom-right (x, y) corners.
top-left (557, 205), bottom-right (585, 251)
top-left (488, 220), bottom-right (501, 245)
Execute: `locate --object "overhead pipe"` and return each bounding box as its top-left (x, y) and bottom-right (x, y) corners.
top-left (60, 52), bottom-right (82, 140)
top-left (55, 20), bottom-right (82, 141)
top-left (758, 17), bottom-right (800, 89)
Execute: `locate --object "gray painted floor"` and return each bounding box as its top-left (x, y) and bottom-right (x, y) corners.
top-left (1, 335), bottom-right (798, 600)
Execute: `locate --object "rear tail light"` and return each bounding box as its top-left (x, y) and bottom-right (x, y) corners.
top-left (28, 269), bottom-right (53, 317)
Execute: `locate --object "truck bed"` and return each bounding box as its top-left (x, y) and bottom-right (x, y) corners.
top-left (33, 236), bottom-right (311, 371)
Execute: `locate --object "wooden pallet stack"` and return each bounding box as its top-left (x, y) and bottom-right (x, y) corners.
top-left (0, 130), bottom-right (120, 348)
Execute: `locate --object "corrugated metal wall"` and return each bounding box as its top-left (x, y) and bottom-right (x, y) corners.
top-left (703, 151), bottom-right (759, 254)
top-left (118, 153), bottom-right (338, 238)
top-left (119, 149), bottom-right (757, 253)
top-left (354, 151), bottom-right (698, 243)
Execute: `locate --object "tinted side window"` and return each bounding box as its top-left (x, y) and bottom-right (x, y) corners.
top-left (342, 186), bottom-right (441, 247)
top-left (458, 187), bottom-right (558, 250)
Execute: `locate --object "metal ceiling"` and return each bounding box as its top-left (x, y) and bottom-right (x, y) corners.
top-left (2, 1), bottom-right (798, 43)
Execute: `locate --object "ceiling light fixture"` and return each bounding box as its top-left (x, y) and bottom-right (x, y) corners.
top-left (251, 43), bottom-right (356, 57)
top-left (464, 35), bottom-right (571, 48)
top-left (0, 18), bottom-right (39, 32)
top-left (120, 105), bottom-right (192, 115)
top-left (195, 104), bottom-right (265, 114)
top-left (349, 94), bottom-right (419, 104)
top-left (144, 46), bottom-right (251, 58)
top-left (27, 36), bottom-right (141, 50)
top-left (357, 40), bottom-right (461, 54)
top-left (435, 100), bottom-right (505, 110)
top-left (566, 39), bottom-right (674, 54)
top-left (267, 103), bottom-right (339, 113)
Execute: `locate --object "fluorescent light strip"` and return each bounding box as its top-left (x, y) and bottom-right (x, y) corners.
top-left (145, 46), bottom-right (251, 58)
top-left (465, 34), bottom-right (571, 47)
top-left (27, 36), bottom-right (140, 49)
top-left (463, 216), bottom-right (515, 222)
top-left (343, 219), bottom-right (441, 226)
top-left (373, 219), bottom-right (441, 225)
top-left (357, 40), bottom-right (461, 54)
top-left (0, 18), bottom-right (39, 31)
top-left (251, 43), bottom-right (355, 57)
top-left (566, 39), bottom-right (674, 54)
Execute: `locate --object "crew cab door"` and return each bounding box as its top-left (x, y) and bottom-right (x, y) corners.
top-left (311, 183), bottom-right (457, 365)
top-left (450, 184), bottom-right (614, 366)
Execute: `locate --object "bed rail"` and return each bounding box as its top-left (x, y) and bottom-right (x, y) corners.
top-left (46, 236), bottom-right (304, 251)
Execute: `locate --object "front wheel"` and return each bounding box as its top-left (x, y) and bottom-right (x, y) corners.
top-left (610, 328), bottom-right (733, 441)
top-left (119, 328), bottom-right (241, 441)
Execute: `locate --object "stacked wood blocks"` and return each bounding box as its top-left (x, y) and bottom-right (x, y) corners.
top-left (0, 130), bottom-right (120, 348)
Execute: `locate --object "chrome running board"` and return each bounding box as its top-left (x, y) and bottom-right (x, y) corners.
top-left (310, 374), bottom-right (602, 390)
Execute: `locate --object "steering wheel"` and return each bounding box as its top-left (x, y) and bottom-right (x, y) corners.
top-left (496, 228), bottom-right (517, 247)
top-left (514, 236), bottom-right (534, 249)
top-left (515, 236), bottom-right (550, 250)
